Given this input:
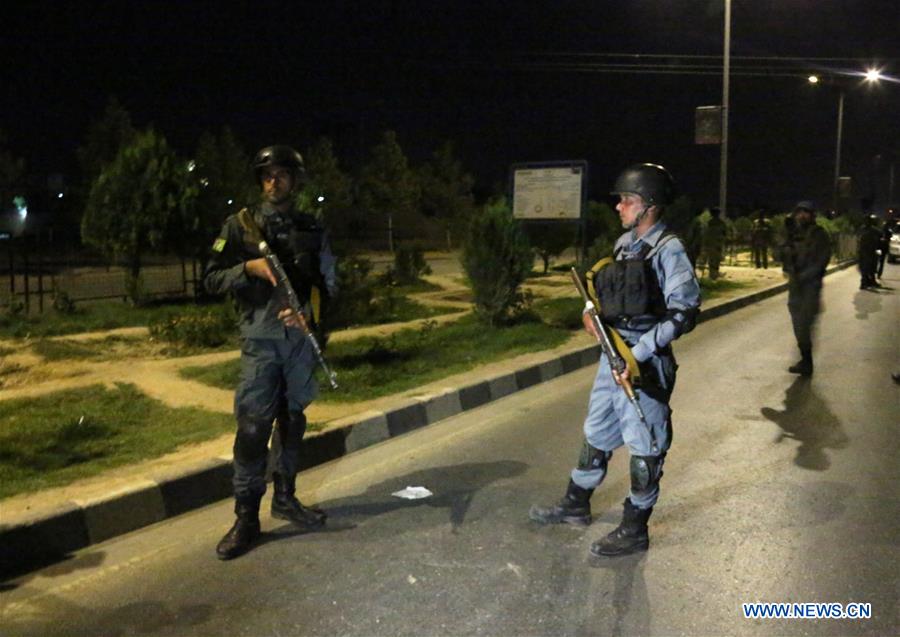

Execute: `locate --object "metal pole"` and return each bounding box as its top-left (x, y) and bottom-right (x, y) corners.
top-left (719, 0), bottom-right (731, 217)
top-left (833, 89), bottom-right (845, 211)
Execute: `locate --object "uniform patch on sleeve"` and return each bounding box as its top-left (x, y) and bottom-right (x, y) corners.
top-left (212, 238), bottom-right (226, 252)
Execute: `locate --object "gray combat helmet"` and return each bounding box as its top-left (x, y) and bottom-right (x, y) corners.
top-left (253, 145), bottom-right (307, 184)
top-left (611, 163), bottom-right (675, 206)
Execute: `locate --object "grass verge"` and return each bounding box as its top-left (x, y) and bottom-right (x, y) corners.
top-left (180, 312), bottom-right (575, 403)
top-left (699, 277), bottom-right (753, 300)
top-left (0, 383), bottom-right (236, 499)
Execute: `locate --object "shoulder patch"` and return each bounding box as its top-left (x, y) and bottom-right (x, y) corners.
top-left (212, 238), bottom-right (226, 252)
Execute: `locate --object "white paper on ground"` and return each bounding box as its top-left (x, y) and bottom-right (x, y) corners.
top-left (391, 486), bottom-right (433, 500)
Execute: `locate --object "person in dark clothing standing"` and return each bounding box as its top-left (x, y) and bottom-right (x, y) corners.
top-left (857, 215), bottom-right (881, 289)
top-left (781, 201), bottom-right (831, 377)
top-left (204, 145), bottom-right (338, 560)
top-left (875, 220), bottom-right (891, 281)
top-left (751, 209), bottom-right (772, 269)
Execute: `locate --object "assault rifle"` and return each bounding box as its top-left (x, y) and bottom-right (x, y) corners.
top-left (237, 209), bottom-right (338, 389)
top-left (571, 267), bottom-right (656, 452)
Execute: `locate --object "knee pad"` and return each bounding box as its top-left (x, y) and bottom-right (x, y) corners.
top-left (630, 454), bottom-right (664, 495)
top-left (234, 419), bottom-right (273, 464)
top-left (578, 441), bottom-right (611, 472)
top-left (276, 412), bottom-right (307, 450)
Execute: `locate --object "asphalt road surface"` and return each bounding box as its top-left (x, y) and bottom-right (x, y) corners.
top-left (1, 266), bottom-right (897, 636)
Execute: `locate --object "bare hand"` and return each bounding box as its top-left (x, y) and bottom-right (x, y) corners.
top-left (582, 312), bottom-right (601, 341)
top-left (612, 365), bottom-right (630, 386)
top-left (244, 258), bottom-right (276, 286)
top-left (278, 308), bottom-right (304, 329)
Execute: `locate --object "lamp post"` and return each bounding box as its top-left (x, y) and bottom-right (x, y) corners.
top-left (808, 69), bottom-right (882, 212)
top-left (719, 0), bottom-right (731, 217)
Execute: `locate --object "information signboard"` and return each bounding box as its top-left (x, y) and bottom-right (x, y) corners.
top-left (511, 162), bottom-right (587, 220)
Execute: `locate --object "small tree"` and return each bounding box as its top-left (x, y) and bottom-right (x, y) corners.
top-left (359, 131), bottom-right (421, 250)
top-left (418, 141), bottom-right (475, 249)
top-left (524, 221), bottom-right (578, 273)
top-left (297, 137), bottom-right (356, 248)
top-left (192, 127), bottom-right (255, 266)
top-left (461, 198), bottom-right (533, 326)
top-left (0, 131), bottom-right (25, 212)
top-left (82, 129), bottom-right (197, 302)
top-left (75, 97), bottom-right (137, 225)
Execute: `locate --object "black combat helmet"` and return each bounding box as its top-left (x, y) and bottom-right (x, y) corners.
top-left (253, 145), bottom-right (306, 184)
top-left (611, 163), bottom-right (675, 206)
top-left (793, 200), bottom-right (816, 214)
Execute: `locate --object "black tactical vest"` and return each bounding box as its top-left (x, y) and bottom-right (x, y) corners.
top-left (592, 233), bottom-right (675, 322)
top-left (256, 208), bottom-right (325, 300)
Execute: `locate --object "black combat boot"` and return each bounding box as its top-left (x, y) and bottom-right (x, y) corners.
top-left (788, 348), bottom-right (813, 376)
top-left (271, 473), bottom-right (327, 529)
top-left (216, 497), bottom-right (261, 560)
top-left (529, 479), bottom-right (594, 526)
top-left (589, 498), bottom-right (653, 557)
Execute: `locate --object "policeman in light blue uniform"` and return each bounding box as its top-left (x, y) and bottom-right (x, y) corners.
top-left (204, 145), bottom-right (338, 560)
top-left (530, 164), bottom-right (700, 558)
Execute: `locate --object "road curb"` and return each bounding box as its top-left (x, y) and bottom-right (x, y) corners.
top-left (0, 261), bottom-right (855, 578)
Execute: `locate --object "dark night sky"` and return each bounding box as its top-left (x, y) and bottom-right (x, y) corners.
top-left (3, 0), bottom-right (899, 212)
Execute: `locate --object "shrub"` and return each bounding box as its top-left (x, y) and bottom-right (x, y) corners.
top-left (52, 291), bottom-right (77, 315)
top-left (327, 256), bottom-right (375, 329)
top-left (381, 242), bottom-right (432, 286)
top-left (148, 303), bottom-right (238, 347)
top-left (461, 199), bottom-right (533, 326)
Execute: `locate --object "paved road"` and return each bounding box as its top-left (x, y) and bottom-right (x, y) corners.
top-left (1, 266), bottom-right (897, 636)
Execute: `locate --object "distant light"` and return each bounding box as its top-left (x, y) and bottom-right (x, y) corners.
top-left (227, 199), bottom-right (233, 205)
top-left (807, 75), bottom-right (819, 84)
top-left (187, 160), bottom-right (196, 172)
top-left (13, 196), bottom-right (27, 220)
top-left (317, 195), bottom-right (325, 203)
top-left (865, 68), bottom-right (882, 82)
top-left (58, 192), bottom-right (64, 199)
top-left (200, 178), bottom-right (209, 187)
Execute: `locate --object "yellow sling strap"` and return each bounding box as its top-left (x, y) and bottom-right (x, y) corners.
top-left (585, 257), bottom-right (642, 383)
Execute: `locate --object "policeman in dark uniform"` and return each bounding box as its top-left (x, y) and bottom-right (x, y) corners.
top-left (781, 201), bottom-right (831, 376)
top-left (751, 209), bottom-right (773, 269)
top-left (204, 145), bottom-right (338, 560)
top-left (857, 214), bottom-right (881, 289)
top-left (529, 164), bottom-right (700, 558)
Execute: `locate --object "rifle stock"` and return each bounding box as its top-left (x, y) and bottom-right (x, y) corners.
top-left (570, 268), bottom-right (652, 447)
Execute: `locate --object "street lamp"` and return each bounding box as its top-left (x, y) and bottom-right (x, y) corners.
top-left (809, 71), bottom-right (882, 211)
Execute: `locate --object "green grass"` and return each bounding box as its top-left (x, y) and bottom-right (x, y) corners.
top-left (181, 313), bottom-right (574, 403)
top-left (530, 297), bottom-right (584, 330)
top-left (1, 286), bottom-right (454, 342)
top-left (0, 299), bottom-right (215, 339)
top-left (699, 277), bottom-right (752, 301)
top-left (0, 383), bottom-right (236, 499)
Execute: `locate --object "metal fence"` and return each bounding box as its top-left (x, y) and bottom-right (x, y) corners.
top-left (0, 229), bottom-right (199, 314)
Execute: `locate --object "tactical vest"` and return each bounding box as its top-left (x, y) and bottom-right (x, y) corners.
top-left (589, 232), bottom-right (676, 323)
top-left (243, 207), bottom-right (326, 301)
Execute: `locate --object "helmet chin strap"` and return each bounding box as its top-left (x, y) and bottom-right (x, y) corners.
top-left (626, 203), bottom-right (652, 230)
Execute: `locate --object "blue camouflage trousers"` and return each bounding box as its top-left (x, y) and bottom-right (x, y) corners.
top-left (232, 334), bottom-right (318, 499)
top-left (570, 351), bottom-right (676, 509)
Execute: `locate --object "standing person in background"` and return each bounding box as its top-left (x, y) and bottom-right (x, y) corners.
top-left (781, 201), bottom-right (831, 377)
top-left (875, 220), bottom-right (891, 281)
top-left (204, 145), bottom-right (338, 560)
top-left (704, 206), bottom-right (727, 279)
top-left (751, 209), bottom-right (772, 269)
top-left (857, 214), bottom-right (881, 290)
